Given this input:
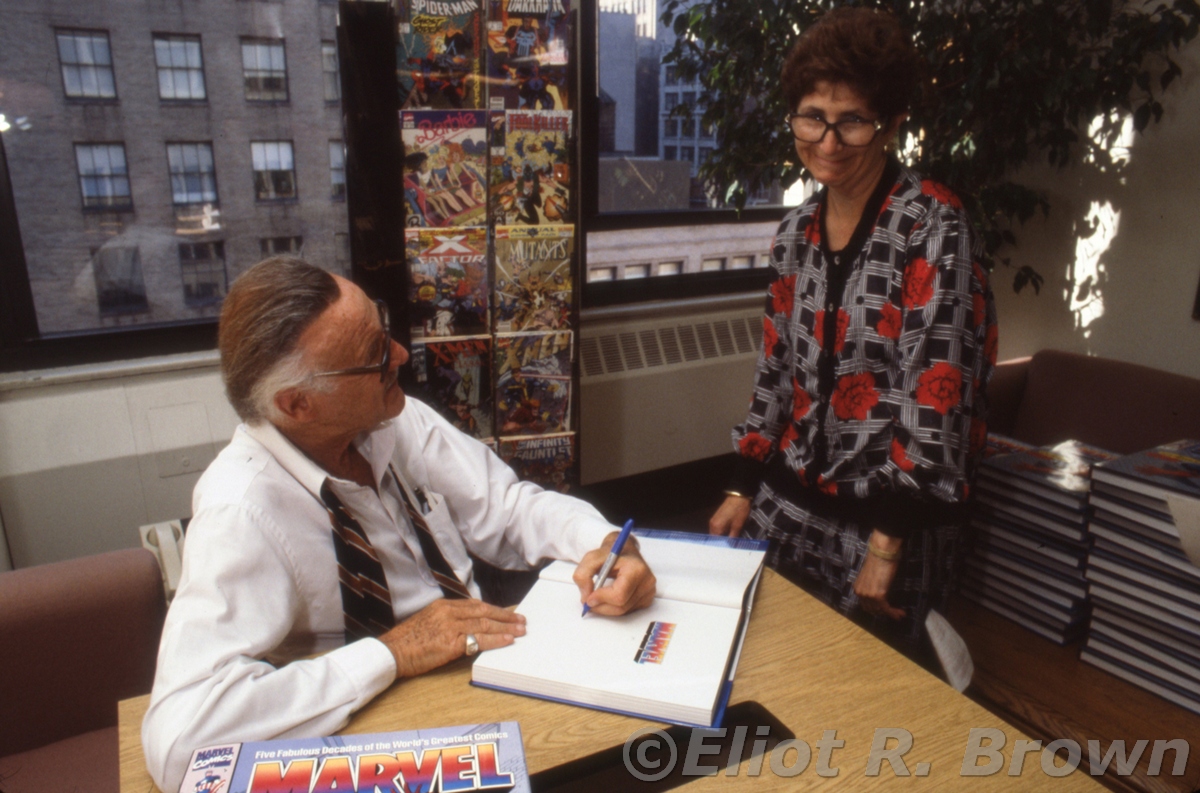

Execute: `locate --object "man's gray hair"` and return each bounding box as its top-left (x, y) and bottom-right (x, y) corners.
top-left (219, 257), bottom-right (341, 423)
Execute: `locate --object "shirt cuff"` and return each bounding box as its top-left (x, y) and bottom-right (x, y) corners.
top-left (727, 455), bottom-right (767, 498)
top-left (327, 638), bottom-right (398, 705)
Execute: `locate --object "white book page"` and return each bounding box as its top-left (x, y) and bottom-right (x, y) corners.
top-left (539, 535), bottom-right (765, 609)
top-left (474, 578), bottom-right (743, 719)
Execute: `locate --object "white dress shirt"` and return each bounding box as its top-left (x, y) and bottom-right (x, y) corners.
top-left (141, 398), bottom-right (612, 792)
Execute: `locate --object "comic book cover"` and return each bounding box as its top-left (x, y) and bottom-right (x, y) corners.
top-left (493, 224), bottom-right (573, 332)
top-left (396, 0), bottom-right (485, 110)
top-left (402, 109), bottom-right (489, 228)
top-left (485, 0), bottom-right (571, 110)
top-left (498, 432), bottom-right (576, 492)
top-left (490, 110), bottom-right (571, 225)
top-left (494, 331), bottom-right (572, 435)
top-left (411, 335), bottom-right (494, 440)
top-left (177, 722), bottom-right (530, 793)
top-left (407, 227), bottom-right (489, 337)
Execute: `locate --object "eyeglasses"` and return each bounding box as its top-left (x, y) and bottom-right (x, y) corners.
top-left (310, 299), bottom-right (393, 383)
top-left (787, 112), bottom-right (884, 147)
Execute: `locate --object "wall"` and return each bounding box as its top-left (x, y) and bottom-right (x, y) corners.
top-left (992, 39), bottom-right (1200, 379)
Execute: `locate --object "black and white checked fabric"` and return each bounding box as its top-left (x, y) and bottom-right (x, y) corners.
top-left (748, 479), bottom-right (962, 650)
top-left (734, 158), bottom-right (997, 511)
top-left (389, 469), bottom-right (471, 601)
top-left (321, 483), bottom-right (397, 641)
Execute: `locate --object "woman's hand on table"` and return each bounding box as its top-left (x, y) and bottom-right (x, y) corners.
top-left (855, 530), bottom-right (905, 620)
top-left (709, 494), bottom-right (752, 537)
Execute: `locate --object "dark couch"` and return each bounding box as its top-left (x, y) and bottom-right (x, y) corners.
top-left (986, 348), bottom-right (1200, 454)
top-left (0, 548), bottom-right (166, 792)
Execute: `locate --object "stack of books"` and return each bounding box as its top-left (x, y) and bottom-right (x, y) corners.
top-left (962, 437), bottom-right (1116, 644)
top-left (1081, 439), bottom-right (1200, 716)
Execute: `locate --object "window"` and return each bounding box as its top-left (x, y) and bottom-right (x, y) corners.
top-left (329, 140), bottom-right (346, 199)
top-left (335, 232), bottom-right (351, 274)
top-left (251, 141), bottom-right (296, 200)
top-left (75, 144), bottom-right (132, 210)
top-left (699, 146), bottom-right (713, 165)
top-left (241, 39), bottom-right (288, 101)
top-left (587, 267), bottom-right (617, 282)
top-left (730, 255), bottom-right (754, 270)
top-left (663, 146), bottom-right (677, 161)
top-left (664, 93), bottom-right (678, 111)
top-left (682, 91), bottom-right (696, 106)
top-left (625, 264), bottom-right (650, 279)
top-left (665, 65), bottom-right (678, 86)
top-left (682, 117), bottom-right (696, 138)
top-left (322, 41), bottom-right (340, 102)
top-left (93, 247), bottom-right (149, 315)
top-left (179, 242), bottom-right (227, 306)
top-left (680, 146), bottom-right (695, 165)
top-left (663, 118), bottom-right (678, 138)
top-left (701, 257), bottom-right (725, 271)
top-left (154, 35), bottom-right (206, 101)
top-left (260, 236), bottom-right (303, 256)
top-left (55, 30), bottom-right (116, 99)
top-left (657, 261), bottom-right (683, 276)
top-left (166, 143), bottom-right (217, 205)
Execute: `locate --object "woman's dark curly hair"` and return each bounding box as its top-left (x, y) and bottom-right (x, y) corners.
top-left (782, 7), bottom-right (922, 121)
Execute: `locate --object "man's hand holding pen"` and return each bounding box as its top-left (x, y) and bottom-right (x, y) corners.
top-left (572, 526), bottom-right (656, 617)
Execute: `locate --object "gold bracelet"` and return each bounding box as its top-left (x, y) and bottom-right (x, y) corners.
top-left (867, 543), bottom-right (900, 562)
top-left (723, 489), bottom-right (752, 500)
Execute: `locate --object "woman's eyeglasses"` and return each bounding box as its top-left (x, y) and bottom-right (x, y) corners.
top-left (787, 113), bottom-right (884, 147)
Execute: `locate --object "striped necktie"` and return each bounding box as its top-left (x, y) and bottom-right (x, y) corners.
top-left (390, 469), bottom-right (471, 600)
top-left (321, 482), bottom-right (396, 641)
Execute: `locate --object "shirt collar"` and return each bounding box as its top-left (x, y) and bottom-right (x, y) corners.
top-left (243, 420), bottom-right (398, 498)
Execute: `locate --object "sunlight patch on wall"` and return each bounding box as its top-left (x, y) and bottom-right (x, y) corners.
top-left (1067, 200), bottom-right (1118, 337)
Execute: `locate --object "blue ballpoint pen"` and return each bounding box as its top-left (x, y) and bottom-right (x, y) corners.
top-left (582, 519), bottom-right (634, 617)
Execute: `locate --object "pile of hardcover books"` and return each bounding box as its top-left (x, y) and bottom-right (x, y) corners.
top-left (962, 437), bottom-right (1116, 644)
top-left (1081, 440), bottom-right (1200, 716)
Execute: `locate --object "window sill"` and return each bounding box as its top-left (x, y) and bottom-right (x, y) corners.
top-left (160, 99), bottom-right (210, 107)
top-left (0, 348), bottom-right (219, 393)
top-left (81, 204), bottom-right (135, 214)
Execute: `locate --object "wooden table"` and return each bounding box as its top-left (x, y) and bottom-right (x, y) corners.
top-left (121, 570), bottom-right (1106, 791)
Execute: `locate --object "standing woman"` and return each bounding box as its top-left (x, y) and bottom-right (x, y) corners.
top-left (709, 7), bottom-right (998, 658)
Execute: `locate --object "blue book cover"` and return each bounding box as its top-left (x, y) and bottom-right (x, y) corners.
top-left (1094, 439), bottom-right (1200, 499)
top-left (177, 722), bottom-right (529, 793)
top-left (983, 439), bottom-right (1117, 497)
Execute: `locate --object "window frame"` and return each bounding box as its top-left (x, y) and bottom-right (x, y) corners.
top-left (165, 141), bottom-right (218, 206)
top-left (178, 240), bottom-right (228, 307)
top-left (578, 0), bottom-right (788, 306)
top-left (153, 33), bottom-right (207, 102)
top-left (321, 40), bottom-right (341, 102)
top-left (329, 139), bottom-right (346, 200)
top-left (240, 37), bottom-right (289, 103)
top-left (74, 142), bottom-right (133, 212)
top-left (250, 140), bottom-right (298, 202)
top-left (93, 245), bottom-right (151, 317)
top-left (54, 28), bottom-right (118, 101)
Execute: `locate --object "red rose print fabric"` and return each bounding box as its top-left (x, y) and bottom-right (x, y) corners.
top-left (916, 362), bottom-right (963, 415)
top-left (831, 372), bottom-right (879, 420)
top-left (731, 160), bottom-right (997, 515)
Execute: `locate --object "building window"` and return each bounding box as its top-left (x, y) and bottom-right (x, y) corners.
top-left (588, 266), bottom-right (617, 282)
top-left (663, 146), bottom-right (677, 161)
top-left (624, 263), bottom-right (651, 279)
top-left (682, 117), bottom-right (696, 138)
top-left (250, 141), bottom-right (296, 200)
top-left (665, 65), bottom-right (678, 86)
top-left (329, 140), bottom-right (346, 199)
top-left (55, 30), bottom-right (116, 99)
top-left (681, 146), bottom-right (695, 165)
top-left (664, 92), bottom-right (678, 111)
top-left (93, 247), bottom-right (148, 315)
top-left (730, 255), bottom-right (754, 270)
top-left (657, 261), bottom-right (683, 276)
top-left (166, 143), bottom-right (217, 205)
top-left (682, 91), bottom-right (696, 106)
top-left (179, 241), bottom-right (227, 306)
top-left (663, 118), bottom-right (678, 138)
top-left (154, 35), bottom-right (206, 101)
top-left (335, 232), bottom-right (351, 274)
top-left (241, 38), bottom-right (288, 101)
top-left (699, 146), bottom-right (713, 165)
top-left (701, 122), bottom-right (715, 140)
top-left (260, 236), bottom-right (303, 256)
top-left (701, 257), bottom-right (725, 271)
top-left (322, 41), bottom-right (341, 102)
top-left (75, 143), bottom-right (132, 209)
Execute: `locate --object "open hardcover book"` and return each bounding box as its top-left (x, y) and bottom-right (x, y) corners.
top-left (470, 530), bottom-right (767, 728)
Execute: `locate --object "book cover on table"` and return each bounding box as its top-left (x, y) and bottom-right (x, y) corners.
top-left (469, 531), bottom-right (767, 728)
top-left (177, 722), bottom-right (529, 793)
